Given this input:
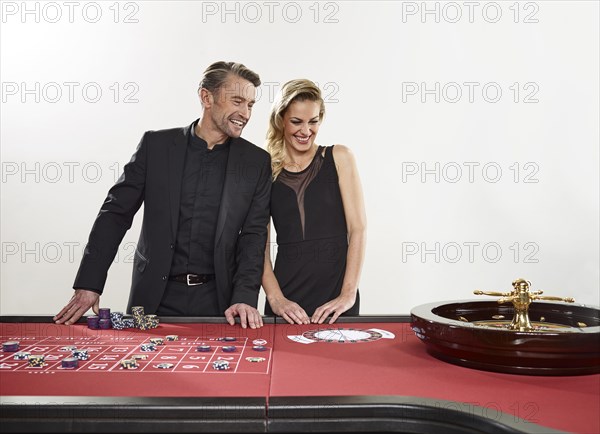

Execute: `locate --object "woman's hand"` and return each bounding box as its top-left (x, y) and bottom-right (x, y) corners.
top-left (269, 296), bottom-right (310, 324)
top-left (312, 292), bottom-right (357, 324)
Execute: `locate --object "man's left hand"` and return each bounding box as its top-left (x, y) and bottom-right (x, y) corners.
top-left (224, 303), bottom-right (264, 329)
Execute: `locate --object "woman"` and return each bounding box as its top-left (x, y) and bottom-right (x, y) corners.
top-left (262, 79), bottom-right (367, 324)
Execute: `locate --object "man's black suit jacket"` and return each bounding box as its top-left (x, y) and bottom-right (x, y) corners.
top-left (73, 120), bottom-right (272, 314)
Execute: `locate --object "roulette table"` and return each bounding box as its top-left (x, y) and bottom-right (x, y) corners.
top-left (1, 316), bottom-right (598, 433)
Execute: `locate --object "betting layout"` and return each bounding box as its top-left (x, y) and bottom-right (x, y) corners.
top-left (0, 334), bottom-right (271, 373)
top-left (0, 307), bottom-right (271, 374)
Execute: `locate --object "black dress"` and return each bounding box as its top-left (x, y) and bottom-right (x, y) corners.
top-left (264, 145), bottom-right (360, 316)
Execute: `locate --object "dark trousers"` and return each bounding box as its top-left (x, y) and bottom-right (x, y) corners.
top-left (156, 280), bottom-right (220, 316)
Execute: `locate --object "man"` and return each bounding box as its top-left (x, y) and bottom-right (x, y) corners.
top-left (54, 61), bottom-right (271, 329)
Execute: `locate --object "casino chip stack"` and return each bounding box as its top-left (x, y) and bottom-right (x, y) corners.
top-left (131, 306), bottom-right (160, 330)
top-left (140, 343), bottom-right (156, 352)
top-left (110, 311), bottom-right (125, 329)
top-left (98, 307), bottom-right (110, 318)
top-left (2, 341), bottom-right (19, 352)
top-left (212, 360), bottom-right (230, 370)
top-left (156, 363), bottom-right (174, 369)
top-left (28, 355), bottom-right (45, 367)
top-left (61, 357), bottom-right (79, 369)
top-left (145, 314), bottom-right (159, 329)
top-left (98, 308), bottom-right (111, 329)
top-left (72, 350), bottom-right (89, 360)
top-left (13, 351), bottom-right (30, 360)
top-left (122, 314), bottom-right (136, 328)
top-left (132, 306), bottom-right (145, 327)
top-left (87, 315), bottom-right (100, 330)
top-left (120, 359), bottom-right (138, 369)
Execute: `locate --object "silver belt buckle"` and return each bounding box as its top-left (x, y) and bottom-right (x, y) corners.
top-left (186, 274), bottom-right (203, 286)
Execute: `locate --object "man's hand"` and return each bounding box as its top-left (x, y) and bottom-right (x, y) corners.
top-left (224, 303), bottom-right (263, 329)
top-left (54, 289), bottom-right (100, 325)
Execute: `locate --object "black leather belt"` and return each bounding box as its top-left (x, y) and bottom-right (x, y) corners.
top-left (169, 273), bottom-right (215, 286)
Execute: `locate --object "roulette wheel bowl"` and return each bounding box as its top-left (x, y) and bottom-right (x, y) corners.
top-left (410, 300), bottom-right (600, 376)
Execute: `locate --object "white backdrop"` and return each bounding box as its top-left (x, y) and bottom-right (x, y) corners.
top-left (1, 0), bottom-right (598, 315)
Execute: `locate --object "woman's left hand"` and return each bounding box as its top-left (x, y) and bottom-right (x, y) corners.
top-left (311, 292), bottom-right (357, 324)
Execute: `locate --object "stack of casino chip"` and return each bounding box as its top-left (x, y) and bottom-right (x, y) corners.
top-left (28, 355), bottom-right (45, 367)
top-left (156, 363), bottom-right (174, 369)
top-left (140, 343), bottom-right (156, 352)
top-left (212, 360), bottom-right (230, 370)
top-left (131, 354), bottom-right (148, 360)
top-left (122, 314), bottom-right (136, 328)
top-left (98, 308), bottom-right (112, 329)
top-left (131, 306), bottom-right (145, 327)
top-left (72, 349), bottom-right (89, 360)
top-left (87, 315), bottom-right (100, 329)
top-left (13, 351), bottom-right (30, 360)
top-left (61, 357), bottom-right (79, 369)
top-left (145, 314), bottom-right (159, 329)
top-left (110, 311), bottom-right (125, 330)
top-left (98, 307), bottom-right (110, 318)
top-left (131, 306), bottom-right (160, 330)
top-left (2, 341), bottom-right (20, 352)
top-left (120, 359), bottom-right (138, 369)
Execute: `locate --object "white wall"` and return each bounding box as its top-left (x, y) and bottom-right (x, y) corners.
top-left (1, 1), bottom-right (598, 316)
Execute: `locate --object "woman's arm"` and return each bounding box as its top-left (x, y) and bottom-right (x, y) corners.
top-left (262, 222), bottom-right (311, 324)
top-left (312, 144), bottom-right (367, 324)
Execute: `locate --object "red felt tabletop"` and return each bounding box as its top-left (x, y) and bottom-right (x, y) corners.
top-left (270, 322), bottom-right (600, 434)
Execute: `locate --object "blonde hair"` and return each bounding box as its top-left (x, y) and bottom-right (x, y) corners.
top-left (266, 79), bottom-right (325, 180)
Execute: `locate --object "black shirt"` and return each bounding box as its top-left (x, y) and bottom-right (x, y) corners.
top-left (170, 125), bottom-right (230, 275)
